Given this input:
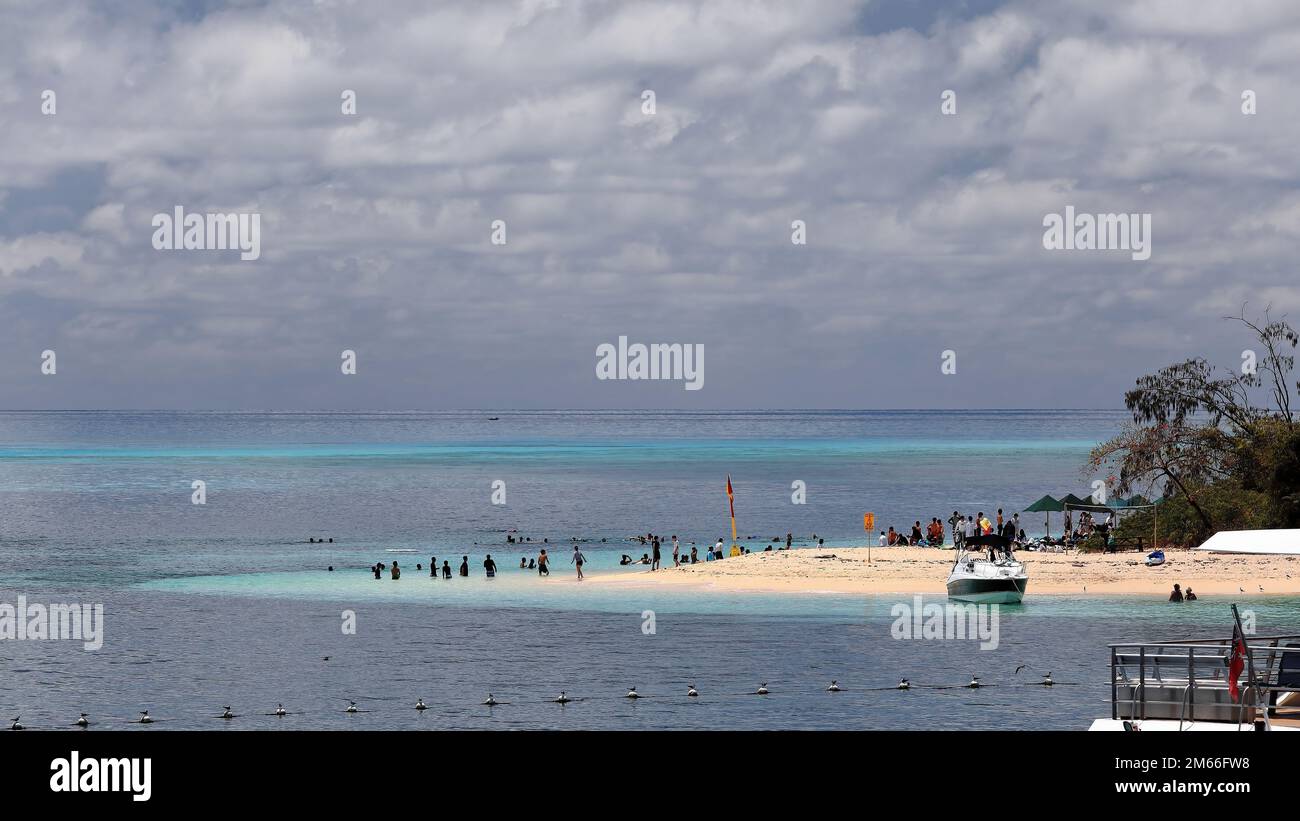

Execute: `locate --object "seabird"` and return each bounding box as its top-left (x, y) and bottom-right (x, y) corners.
top-left (221, 706), bottom-right (234, 720)
top-left (756, 682), bottom-right (769, 695)
top-left (625, 687), bottom-right (641, 699)
top-left (686, 685), bottom-right (698, 697)
top-left (897, 678), bottom-right (911, 690)
top-left (138, 711), bottom-right (153, 724)
top-left (9, 717), bottom-right (23, 731)
top-left (274, 704), bottom-right (287, 717)
top-left (415, 699), bottom-right (428, 711)
top-left (483, 694), bottom-right (499, 706)
top-left (827, 680), bottom-right (841, 692)
top-left (1041, 672), bottom-right (1054, 686)
top-left (554, 692), bottom-right (571, 704)
top-left (75, 712), bottom-right (89, 727)
top-left (1014, 664), bottom-right (1027, 675)
top-left (968, 675), bottom-right (981, 689)
top-left (345, 701), bottom-right (358, 713)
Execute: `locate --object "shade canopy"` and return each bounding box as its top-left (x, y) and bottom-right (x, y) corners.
top-left (1060, 493), bottom-right (1115, 513)
top-left (1023, 494), bottom-right (1064, 512)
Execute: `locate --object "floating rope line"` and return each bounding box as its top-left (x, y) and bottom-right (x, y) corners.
top-left (5, 677), bottom-right (1082, 728)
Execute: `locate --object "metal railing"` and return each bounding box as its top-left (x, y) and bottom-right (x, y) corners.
top-left (1109, 634), bottom-right (1300, 729)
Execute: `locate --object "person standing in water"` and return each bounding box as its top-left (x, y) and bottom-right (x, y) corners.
top-left (538, 549), bottom-right (550, 576)
top-left (390, 561), bottom-right (401, 580)
top-left (459, 556), bottom-right (469, 577)
top-left (430, 557), bottom-right (437, 577)
top-left (571, 546), bottom-right (586, 580)
top-left (651, 537), bottom-right (661, 571)
top-left (484, 554), bottom-right (497, 578)
top-left (441, 560), bottom-right (452, 579)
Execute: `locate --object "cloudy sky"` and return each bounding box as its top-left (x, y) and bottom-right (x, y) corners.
top-left (2, 0), bottom-right (1298, 410)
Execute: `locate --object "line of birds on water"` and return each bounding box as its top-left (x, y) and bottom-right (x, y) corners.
top-left (6, 672), bottom-right (1059, 729)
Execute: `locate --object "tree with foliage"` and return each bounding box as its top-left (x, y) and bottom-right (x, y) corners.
top-left (1088, 308), bottom-right (1300, 546)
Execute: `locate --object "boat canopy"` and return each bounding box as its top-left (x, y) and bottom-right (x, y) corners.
top-left (1196, 529), bottom-right (1300, 555)
top-left (962, 534), bottom-right (1011, 549)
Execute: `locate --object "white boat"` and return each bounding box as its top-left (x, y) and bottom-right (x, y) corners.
top-left (946, 534), bottom-right (1028, 604)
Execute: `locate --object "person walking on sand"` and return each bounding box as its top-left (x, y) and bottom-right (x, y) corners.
top-left (672, 535), bottom-right (680, 567)
top-left (571, 546), bottom-right (586, 580)
top-left (538, 549), bottom-right (550, 576)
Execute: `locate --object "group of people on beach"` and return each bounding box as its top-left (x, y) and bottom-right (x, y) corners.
top-left (873, 509), bottom-right (1025, 549)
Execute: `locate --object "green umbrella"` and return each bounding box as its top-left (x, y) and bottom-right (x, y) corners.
top-left (1023, 494), bottom-right (1063, 512)
top-left (1023, 494), bottom-right (1063, 538)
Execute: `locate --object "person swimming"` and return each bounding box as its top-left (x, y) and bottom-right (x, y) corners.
top-left (519, 557), bottom-right (527, 569)
top-left (620, 554), bottom-right (632, 565)
top-left (528, 558), bottom-right (536, 569)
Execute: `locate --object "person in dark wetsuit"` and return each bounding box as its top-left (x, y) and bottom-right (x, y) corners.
top-left (459, 556), bottom-right (469, 577)
top-left (442, 560), bottom-right (452, 579)
top-left (484, 555), bottom-right (497, 578)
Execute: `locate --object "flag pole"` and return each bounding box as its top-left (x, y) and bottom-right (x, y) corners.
top-left (726, 474), bottom-right (738, 553)
top-left (1230, 604), bottom-right (1266, 729)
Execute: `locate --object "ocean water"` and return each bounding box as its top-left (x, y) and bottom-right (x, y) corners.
top-left (1, 410), bottom-right (1297, 730)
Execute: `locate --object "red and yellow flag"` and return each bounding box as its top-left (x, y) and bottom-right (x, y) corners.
top-left (726, 474), bottom-right (737, 543)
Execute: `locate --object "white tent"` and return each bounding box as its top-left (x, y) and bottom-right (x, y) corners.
top-left (1196, 529), bottom-right (1300, 555)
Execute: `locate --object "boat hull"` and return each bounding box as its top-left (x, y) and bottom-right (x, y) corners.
top-left (946, 576), bottom-right (1027, 604)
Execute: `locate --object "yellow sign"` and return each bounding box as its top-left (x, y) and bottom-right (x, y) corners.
top-left (863, 513), bottom-right (874, 532)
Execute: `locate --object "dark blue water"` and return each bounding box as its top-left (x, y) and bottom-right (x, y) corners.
top-left (2, 410), bottom-right (1296, 729)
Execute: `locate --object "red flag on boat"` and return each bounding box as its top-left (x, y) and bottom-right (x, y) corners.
top-left (1226, 621), bottom-right (1247, 703)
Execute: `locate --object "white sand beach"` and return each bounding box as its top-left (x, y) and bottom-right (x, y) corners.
top-left (586, 546), bottom-right (1300, 597)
